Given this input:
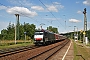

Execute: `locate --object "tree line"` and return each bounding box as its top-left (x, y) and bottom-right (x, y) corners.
top-left (0, 22), bottom-right (58, 40)
top-left (0, 21), bottom-right (90, 42)
top-left (65, 30), bottom-right (90, 42)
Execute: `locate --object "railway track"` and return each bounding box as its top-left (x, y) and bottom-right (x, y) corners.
top-left (0, 45), bottom-right (39, 58)
top-left (28, 39), bottom-right (70, 60)
top-left (0, 39), bottom-right (70, 60)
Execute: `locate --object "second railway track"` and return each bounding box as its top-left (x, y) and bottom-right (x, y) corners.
top-left (0, 45), bottom-right (39, 58)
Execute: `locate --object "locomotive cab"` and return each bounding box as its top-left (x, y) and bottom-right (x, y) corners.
top-left (34, 31), bottom-right (44, 45)
top-left (34, 29), bottom-right (51, 45)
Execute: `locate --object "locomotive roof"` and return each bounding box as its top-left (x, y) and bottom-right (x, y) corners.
top-left (35, 29), bottom-right (54, 34)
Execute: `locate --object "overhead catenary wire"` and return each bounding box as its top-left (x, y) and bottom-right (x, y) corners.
top-left (17, 1), bottom-right (45, 26)
top-left (50, 0), bottom-right (67, 30)
top-left (14, 0), bottom-right (65, 30)
top-left (0, 1), bottom-right (65, 32)
top-left (38, 0), bottom-right (65, 29)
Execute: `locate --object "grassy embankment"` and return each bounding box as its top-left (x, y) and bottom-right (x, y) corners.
top-left (0, 40), bottom-right (33, 49)
top-left (73, 40), bottom-right (90, 60)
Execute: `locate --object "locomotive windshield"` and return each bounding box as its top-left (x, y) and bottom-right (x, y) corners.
top-left (34, 32), bottom-right (44, 35)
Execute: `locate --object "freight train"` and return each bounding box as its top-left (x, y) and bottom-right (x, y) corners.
top-left (34, 29), bottom-right (66, 45)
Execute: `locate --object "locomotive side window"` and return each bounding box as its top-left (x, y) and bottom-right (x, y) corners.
top-left (35, 32), bottom-right (43, 35)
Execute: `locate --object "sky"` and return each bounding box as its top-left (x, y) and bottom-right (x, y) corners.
top-left (0, 0), bottom-right (90, 34)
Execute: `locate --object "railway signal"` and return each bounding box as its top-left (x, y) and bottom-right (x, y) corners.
top-left (74, 26), bottom-right (76, 40)
top-left (83, 8), bottom-right (88, 45)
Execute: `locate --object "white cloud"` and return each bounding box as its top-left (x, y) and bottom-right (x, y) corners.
top-left (53, 2), bottom-right (64, 9)
top-left (46, 5), bottom-right (58, 12)
top-left (46, 2), bottom-right (64, 12)
top-left (7, 6), bottom-right (37, 17)
top-left (31, 6), bottom-right (44, 11)
top-left (0, 6), bottom-right (7, 10)
top-left (77, 10), bottom-right (82, 14)
top-left (53, 2), bottom-right (60, 5)
top-left (69, 19), bottom-right (81, 23)
top-left (83, 0), bottom-right (90, 5)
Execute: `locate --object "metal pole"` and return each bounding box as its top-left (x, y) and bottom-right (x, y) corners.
top-left (77, 27), bottom-right (78, 40)
top-left (80, 32), bottom-right (81, 42)
top-left (15, 14), bottom-right (19, 44)
top-left (80, 30), bottom-right (82, 42)
top-left (15, 14), bottom-right (19, 40)
top-left (74, 26), bottom-right (76, 40)
top-left (15, 22), bottom-right (16, 44)
top-left (63, 15), bottom-right (66, 30)
top-left (83, 8), bottom-right (87, 44)
top-left (25, 34), bottom-right (26, 43)
top-left (40, 23), bottom-right (45, 29)
top-left (74, 26), bottom-right (75, 40)
top-left (24, 32), bottom-right (26, 43)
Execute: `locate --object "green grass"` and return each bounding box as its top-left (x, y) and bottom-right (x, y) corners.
top-left (0, 40), bottom-right (34, 49)
top-left (73, 40), bottom-right (90, 60)
top-left (73, 41), bottom-right (79, 60)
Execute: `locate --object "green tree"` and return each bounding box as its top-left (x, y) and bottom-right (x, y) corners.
top-left (87, 30), bottom-right (90, 41)
top-left (0, 34), bottom-right (2, 40)
top-left (19, 24), bottom-right (24, 40)
top-left (47, 26), bottom-right (58, 33)
top-left (1, 29), bottom-right (7, 40)
top-left (23, 22), bottom-right (36, 39)
top-left (52, 27), bottom-right (58, 33)
top-left (7, 22), bottom-right (15, 40)
top-left (0, 22), bottom-right (36, 40)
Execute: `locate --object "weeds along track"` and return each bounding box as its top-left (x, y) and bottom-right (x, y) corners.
top-left (0, 45), bottom-right (39, 58)
top-left (28, 39), bottom-right (70, 60)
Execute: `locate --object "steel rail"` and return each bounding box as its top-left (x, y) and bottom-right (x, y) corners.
top-left (0, 45), bottom-right (39, 58)
top-left (28, 39), bottom-right (70, 60)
